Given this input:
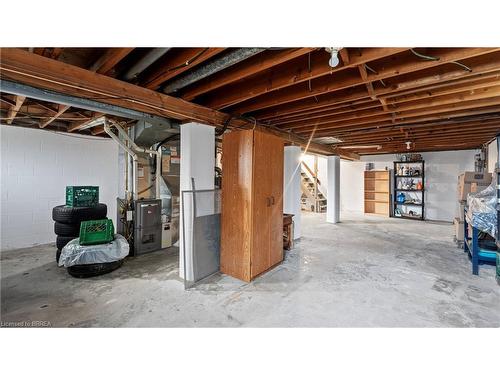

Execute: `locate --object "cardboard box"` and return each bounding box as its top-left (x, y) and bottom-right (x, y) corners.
top-left (454, 217), bottom-right (464, 241)
top-left (457, 172), bottom-right (492, 201)
top-left (458, 172), bottom-right (492, 185)
top-left (470, 182), bottom-right (490, 193)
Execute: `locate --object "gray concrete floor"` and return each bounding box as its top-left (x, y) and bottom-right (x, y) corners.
top-left (1, 212), bottom-right (499, 327)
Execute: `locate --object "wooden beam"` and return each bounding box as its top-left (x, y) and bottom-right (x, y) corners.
top-left (203, 48), bottom-right (409, 109)
top-left (48, 48), bottom-right (63, 60)
top-left (277, 84), bottom-right (500, 130)
top-left (91, 126), bottom-right (105, 135)
top-left (0, 48), bottom-right (357, 159)
top-left (140, 48), bottom-right (226, 90)
top-left (254, 57), bottom-right (500, 122)
top-left (39, 104), bottom-right (70, 128)
top-left (288, 93), bottom-right (500, 135)
top-left (260, 70), bottom-right (500, 126)
top-left (181, 48), bottom-right (315, 101)
top-left (89, 48), bottom-right (134, 74)
top-left (304, 104), bottom-right (500, 137)
top-left (227, 48), bottom-right (499, 114)
top-left (6, 95), bottom-right (26, 124)
top-left (339, 48), bottom-right (350, 65)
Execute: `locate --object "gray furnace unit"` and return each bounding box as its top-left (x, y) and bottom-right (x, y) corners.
top-left (133, 199), bottom-right (162, 255)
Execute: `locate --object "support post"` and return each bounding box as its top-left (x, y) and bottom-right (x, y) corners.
top-left (283, 146), bottom-right (302, 239)
top-left (326, 155), bottom-right (340, 223)
top-left (179, 123), bottom-right (215, 279)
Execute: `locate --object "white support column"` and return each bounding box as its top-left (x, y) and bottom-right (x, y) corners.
top-left (326, 155), bottom-right (340, 223)
top-left (283, 146), bottom-right (302, 239)
top-left (179, 123), bottom-right (215, 279)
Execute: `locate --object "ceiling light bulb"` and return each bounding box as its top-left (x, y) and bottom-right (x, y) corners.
top-left (405, 141), bottom-right (412, 150)
top-left (329, 50), bottom-right (340, 68)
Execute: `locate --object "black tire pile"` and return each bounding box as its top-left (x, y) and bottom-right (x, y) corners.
top-left (52, 203), bottom-right (107, 265)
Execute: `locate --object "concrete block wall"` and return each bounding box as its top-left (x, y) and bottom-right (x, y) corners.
top-left (1, 126), bottom-right (119, 251)
top-left (340, 150), bottom-right (478, 222)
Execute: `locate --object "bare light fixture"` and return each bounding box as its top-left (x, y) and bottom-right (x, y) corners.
top-left (405, 141), bottom-right (412, 150)
top-left (325, 47), bottom-right (341, 68)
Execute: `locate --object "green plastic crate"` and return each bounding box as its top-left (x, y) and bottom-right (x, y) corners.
top-left (66, 186), bottom-right (99, 207)
top-left (79, 219), bottom-right (114, 246)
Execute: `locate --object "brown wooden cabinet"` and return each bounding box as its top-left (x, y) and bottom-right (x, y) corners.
top-left (220, 129), bottom-right (284, 282)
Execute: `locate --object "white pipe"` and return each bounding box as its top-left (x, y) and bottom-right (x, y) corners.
top-left (103, 121), bottom-right (139, 200)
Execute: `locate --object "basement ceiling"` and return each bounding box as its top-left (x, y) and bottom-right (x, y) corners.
top-left (1, 47), bottom-right (499, 155)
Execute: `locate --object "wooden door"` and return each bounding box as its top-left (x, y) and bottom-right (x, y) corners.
top-left (220, 130), bottom-right (254, 281)
top-left (268, 135), bottom-right (284, 267)
top-left (250, 131), bottom-right (273, 278)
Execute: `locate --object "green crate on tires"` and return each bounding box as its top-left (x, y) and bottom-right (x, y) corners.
top-left (66, 186), bottom-right (99, 207)
top-left (79, 219), bottom-right (114, 246)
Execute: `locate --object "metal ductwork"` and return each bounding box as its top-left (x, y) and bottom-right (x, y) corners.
top-left (133, 119), bottom-right (179, 147)
top-left (123, 48), bottom-right (171, 81)
top-left (0, 80), bottom-right (176, 128)
top-left (162, 48), bottom-right (265, 94)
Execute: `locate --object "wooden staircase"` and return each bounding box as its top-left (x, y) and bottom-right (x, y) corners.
top-left (301, 161), bottom-right (327, 213)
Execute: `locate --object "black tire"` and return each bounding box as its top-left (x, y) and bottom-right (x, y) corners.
top-left (52, 204), bottom-right (107, 224)
top-left (54, 221), bottom-right (80, 236)
top-left (67, 260), bottom-right (124, 278)
top-left (56, 236), bottom-right (76, 250)
top-left (56, 248), bottom-right (61, 263)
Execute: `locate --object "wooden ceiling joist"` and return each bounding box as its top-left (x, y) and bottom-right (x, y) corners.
top-left (140, 48), bottom-right (226, 90)
top-left (6, 95), bottom-right (26, 124)
top-left (203, 48), bottom-right (409, 110)
top-left (307, 105), bottom-right (500, 139)
top-left (0, 48), bottom-right (357, 159)
top-left (253, 57), bottom-right (500, 123)
top-left (89, 48), bottom-right (134, 75)
top-left (181, 48), bottom-right (316, 101)
top-left (277, 84), bottom-right (500, 131)
top-left (39, 104), bottom-right (71, 128)
top-left (292, 96), bottom-right (500, 135)
top-left (227, 48), bottom-right (499, 115)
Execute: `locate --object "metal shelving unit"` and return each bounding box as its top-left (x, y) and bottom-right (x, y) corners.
top-left (393, 160), bottom-right (425, 220)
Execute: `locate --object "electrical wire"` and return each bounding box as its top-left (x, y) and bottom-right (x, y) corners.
top-left (410, 48), bottom-right (440, 61)
top-left (450, 61), bottom-right (473, 72)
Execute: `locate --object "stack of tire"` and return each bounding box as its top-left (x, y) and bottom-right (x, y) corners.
top-left (52, 203), bottom-right (107, 263)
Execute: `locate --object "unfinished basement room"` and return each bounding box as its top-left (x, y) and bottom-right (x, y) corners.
top-left (2, 45), bottom-right (499, 328)
top-left (2, 2), bottom-right (500, 370)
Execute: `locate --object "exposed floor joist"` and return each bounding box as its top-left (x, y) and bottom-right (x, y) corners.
top-left (0, 48), bottom-right (358, 159)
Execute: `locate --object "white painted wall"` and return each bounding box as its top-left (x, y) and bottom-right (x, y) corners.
top-left (339, 150), bottom-right (478, 222)
top-left (1, 126), bottom-right (119, 251)
top-left (487, 139), bottom-right (498, 173)
top-left (283, 146), bottom-right (302, 239)
top-left (326, 156), bottom-right (340, 223)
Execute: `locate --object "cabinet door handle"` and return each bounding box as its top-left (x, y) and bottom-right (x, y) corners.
top-left (271, 196), bottom-right (275, 205)
top-left (266, 197), bottom-right (271, 207)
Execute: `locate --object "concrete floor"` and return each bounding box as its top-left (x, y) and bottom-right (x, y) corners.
top-left (1, 212), bottom-right (499, 327)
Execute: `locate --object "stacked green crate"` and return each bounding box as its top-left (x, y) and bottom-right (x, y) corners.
top-left (66, 186), bottom-right (99, 207)
top-left (79, 219), bottom-right (114, 245)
